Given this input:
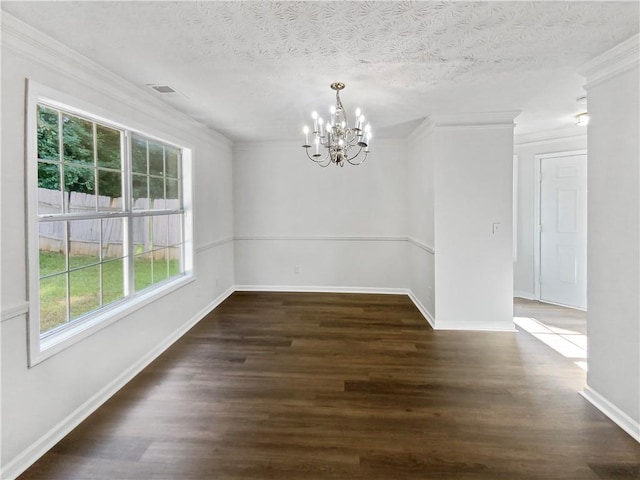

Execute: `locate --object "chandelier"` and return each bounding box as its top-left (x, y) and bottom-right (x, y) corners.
top-left (302, 82), bottom-right (372, 167)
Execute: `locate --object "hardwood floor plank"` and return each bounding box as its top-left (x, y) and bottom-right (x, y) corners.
top-left (17, 292), bottom-right (640, 480)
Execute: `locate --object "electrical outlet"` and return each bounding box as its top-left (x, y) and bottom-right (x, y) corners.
top-left (294, 265), bottom-right (301, 274)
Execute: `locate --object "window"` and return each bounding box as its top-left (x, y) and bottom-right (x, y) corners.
top-left (27, 84), bottom-right (193, 365)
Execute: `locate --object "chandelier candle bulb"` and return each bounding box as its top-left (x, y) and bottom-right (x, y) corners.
top-left (302, 82), bottom-right (372, 167)
top-left (303, 126), bottom-right (310, 147)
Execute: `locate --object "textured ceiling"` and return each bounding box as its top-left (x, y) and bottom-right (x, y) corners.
top-left (2, 1), bottom-right (639, 141)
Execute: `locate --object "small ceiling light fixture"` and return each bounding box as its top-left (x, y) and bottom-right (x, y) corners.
top-left (302, 82), bottom-right (371, 167)
top-left (576, 112), bottom-right (590, 126)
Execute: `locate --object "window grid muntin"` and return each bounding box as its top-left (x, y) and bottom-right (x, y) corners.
top-left (36, 103), bottom-right (185, 339)
top-left (129, 134), bottom-right (183, 213)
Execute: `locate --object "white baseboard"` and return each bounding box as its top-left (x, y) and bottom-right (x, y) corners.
top-left (0, 287), bottom-right (234, 480)
top-left (234, 286), bottom-right (517, 333)
top-left (406, 290), bottom-right (435, 328)
top-left (514, 290), bottom-right (536, 300)
top-left (435, 321), bottom-right (517, 332)
top-left (538, 299), bottom-right (587, 312)
top-left (233, 284), bottom-right (408, 295)
top-left (235, 285), bottom-right (437, 329)
top-left (581, 386), bottom-right (640, 443)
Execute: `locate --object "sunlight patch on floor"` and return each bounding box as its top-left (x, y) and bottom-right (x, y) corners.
top-left (514, 316), bottom-right (587, 370)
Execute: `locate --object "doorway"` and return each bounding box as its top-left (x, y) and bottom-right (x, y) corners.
top-left (534, 150), bottom-right (587, 310)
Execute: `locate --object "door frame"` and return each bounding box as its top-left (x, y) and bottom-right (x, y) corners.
top-left (533, 149), bottom-right (587, 307)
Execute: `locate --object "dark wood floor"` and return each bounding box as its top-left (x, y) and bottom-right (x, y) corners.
top-left (19, 292), bottom-right (640, 479)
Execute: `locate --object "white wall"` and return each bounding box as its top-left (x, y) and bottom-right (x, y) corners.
top-left (407, 124), bottom-right (436, 320)
top-left (433, 114), bottom-right (517, 331)
top-left (580, 36), bottom-right (640, 439)
top-left (405, 113), bottom-right (517, 331)
top-left (0, 15), bottom-right (234, 477)
top-left (233, 140), bottom-right (409, 291)
top-left (513, 133), bottom-right (587, 298)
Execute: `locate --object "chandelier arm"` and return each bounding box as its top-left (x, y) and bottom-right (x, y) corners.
top-left (346, 153), bottom-right (367, 166)
top-left (346, 145), bottom-right (363, 160)
top-left (305, 147), bottom-right (330, 164)
top-left (346, 147), bottom-right (367, 166)
top-left (312, 148), bottom-right (332, 167)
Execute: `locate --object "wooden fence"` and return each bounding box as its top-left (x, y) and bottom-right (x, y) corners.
top-left (38, 188), bottom-right (181, 259)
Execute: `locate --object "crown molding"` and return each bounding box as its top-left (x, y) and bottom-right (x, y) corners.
top-left (407, 117), bottom-right (435, 144)
top-left (407, 111), bottom-right (519, 142)
top-left (429, 111), bottom-right (521, 129)
top-left (514, 125), bottom-right (587, 146)
top-left (579, 34), bottom-right (640, 89)
top-left (0, 12), bottom-right (232, 149)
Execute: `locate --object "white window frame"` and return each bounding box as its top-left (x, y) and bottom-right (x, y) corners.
top-left (26, 80), bottom-right (194, 366)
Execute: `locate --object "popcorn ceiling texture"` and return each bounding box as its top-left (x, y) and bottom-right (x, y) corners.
top-left (2, 1), bottom-right (639, 140)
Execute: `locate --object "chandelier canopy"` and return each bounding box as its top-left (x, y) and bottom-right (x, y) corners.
top-left (302, 82), bottom-right (372, 167)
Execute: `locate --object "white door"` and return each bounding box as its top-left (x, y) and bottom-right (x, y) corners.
top-left (539, 153), bottom-right (587, 309)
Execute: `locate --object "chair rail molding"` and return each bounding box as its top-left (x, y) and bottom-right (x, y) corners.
top-left (1, 302), bottom-right (30, 322)
top-left (196, 237), bottom-right (234, 253)
top-left (234, 235), bottom-right (409, 243)
top-left (407, 237), bottom-right (435, 254)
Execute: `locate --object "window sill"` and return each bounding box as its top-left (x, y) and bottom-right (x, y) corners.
top-left (30, 273), bottom-right (194, 367)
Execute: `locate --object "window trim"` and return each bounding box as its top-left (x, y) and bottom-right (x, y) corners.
top-left (26, 80), bottom-right (194, 366)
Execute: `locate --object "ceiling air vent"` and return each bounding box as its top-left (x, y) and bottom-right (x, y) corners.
top-left (150, 85), bottom-right (176, 94)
